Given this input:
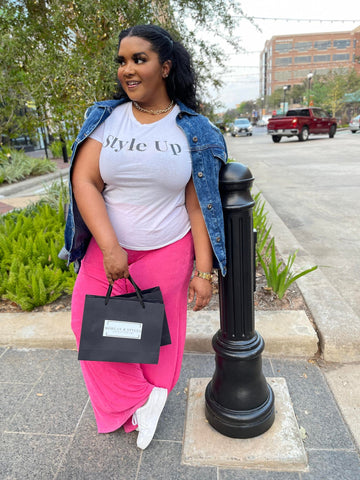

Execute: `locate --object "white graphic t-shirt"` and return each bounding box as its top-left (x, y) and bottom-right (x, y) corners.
top-left (89, 102), bottom-right (192, 250)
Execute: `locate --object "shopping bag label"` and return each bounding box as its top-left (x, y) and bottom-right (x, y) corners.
top-left (103, 320), bottom-right (143, 340)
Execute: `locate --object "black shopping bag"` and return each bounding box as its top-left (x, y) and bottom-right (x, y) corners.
top-left (78, 275), bottom-right (170, 364)
top-left (112, 281), bottom-right (171, 347)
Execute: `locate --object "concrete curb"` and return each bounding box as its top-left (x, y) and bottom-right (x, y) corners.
top-left (0, 308), bottom-right (319, 359)
top-left (0, 167), bottom-right (70, 198)
top-left (186, 310), bottom-right (318, 358)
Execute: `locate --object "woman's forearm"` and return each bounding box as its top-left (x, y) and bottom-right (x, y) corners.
top-left (188, 208), bottom-right (213, 272)
top-left (185, 178), bottom-right (213, 310)
top-left (185, 178), bottom-right (212, 273)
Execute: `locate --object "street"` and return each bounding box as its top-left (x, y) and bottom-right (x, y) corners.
top-left (225, 127), bottom-right (360, 318)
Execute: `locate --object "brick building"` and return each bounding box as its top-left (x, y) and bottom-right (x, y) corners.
top-left (260, 25), bottom-right (360, 97)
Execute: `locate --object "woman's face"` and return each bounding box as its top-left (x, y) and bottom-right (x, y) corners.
top-left (117, 36), bottom-right (171, 107)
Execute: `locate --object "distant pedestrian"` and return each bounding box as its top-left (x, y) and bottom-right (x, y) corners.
top-left (60, 24), bottom-right (227, 449)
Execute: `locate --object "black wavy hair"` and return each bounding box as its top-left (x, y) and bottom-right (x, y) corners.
top-left (114, 24), bottom-right (199, 112)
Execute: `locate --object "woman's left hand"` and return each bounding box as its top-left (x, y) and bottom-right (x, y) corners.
top-left (188, 277), bottom-right (213, 311)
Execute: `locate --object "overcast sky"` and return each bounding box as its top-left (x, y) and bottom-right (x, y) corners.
top-left (207, 0), bottom-right (360, 111)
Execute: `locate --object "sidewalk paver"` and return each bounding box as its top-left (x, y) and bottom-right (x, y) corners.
top-left (324, 364), bottom-right (360, 448)
top-left (1, 348), bottom-right (360, 479)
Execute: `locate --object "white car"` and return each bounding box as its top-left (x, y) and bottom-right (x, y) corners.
top-left (349, 115), bottom-right (360, 133)
top-left (231, 118), bottom-right (253, 136)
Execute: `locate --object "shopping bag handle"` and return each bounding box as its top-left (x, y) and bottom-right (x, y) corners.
top-left (105, 274), bottom-right (145, 308)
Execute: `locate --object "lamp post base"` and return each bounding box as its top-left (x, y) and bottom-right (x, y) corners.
top-left (205, 382), bottom-right (275, 438)
top-left (205, 331), bottom-right (275, 438)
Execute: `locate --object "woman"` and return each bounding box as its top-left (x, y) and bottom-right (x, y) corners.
top-left (61, 24), bottom-right (227, 450)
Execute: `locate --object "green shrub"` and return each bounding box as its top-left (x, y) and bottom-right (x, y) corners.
top-left (0, 195), bottom-right (76, 310)
top-left (0, 148), bottom-right (56, 184)
top-left (257, 238), bottom-right (317, 299)
top-left (253, 192), bottom-right (272, 266)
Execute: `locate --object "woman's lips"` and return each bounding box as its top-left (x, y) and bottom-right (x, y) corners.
top-left (126, 81), bottom-right (140, 89)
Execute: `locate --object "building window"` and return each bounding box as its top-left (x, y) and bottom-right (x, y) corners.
top-left (294, 56), bottom-right (312, 64)
top-left (315, 68), bottom-right (330, 75)
top-left (313, 54), bottom-right (331, 62)
top-left (275, 57), bottom-right (292, 66)
top-left (294, 41), bottom-right (312, 51)
top-left (275, 42), bottom-right (292, 52)
top-left (275, 71), bottom-right (292, 81)
top-left (333, 39), bottom-right (351, 49)
top-left (293, 69), bottom-right (310, 79)
top-left (333, 53), bottom-right (350, 61)
top-left (314, 40), bottom-right (331, 50)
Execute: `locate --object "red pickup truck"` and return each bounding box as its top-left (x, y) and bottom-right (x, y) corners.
top-left (267, 107), bottom-right (337, 143)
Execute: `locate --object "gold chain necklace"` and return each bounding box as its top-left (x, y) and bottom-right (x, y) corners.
top-left (132, 100), bottom-right (174, 115)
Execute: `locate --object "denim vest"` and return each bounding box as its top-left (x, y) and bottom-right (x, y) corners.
top-left (59, 98), bottom-right (227, 276)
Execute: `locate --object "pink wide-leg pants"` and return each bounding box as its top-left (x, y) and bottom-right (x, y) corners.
top-left (71, 233), bottom-right (194, 433)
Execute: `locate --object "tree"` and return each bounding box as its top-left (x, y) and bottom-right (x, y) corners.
top-left (266, 89), bottom-right (283, 112)
top-left (237, 100), bottom-right (255, 117)
top-left (312, 69), bottom-right (360, 117)
top-left (0, 0), bottom-right (252, 143)
top-left (289, 84), bottom-right (306, 106)
top-left (221, 108), bottom-right (240, 124)
top-left (198, 101), bottom-right (219, 123)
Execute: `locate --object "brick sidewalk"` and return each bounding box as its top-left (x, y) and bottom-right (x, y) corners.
top-left (1, 349), bottom-right (360, 479)
top-left (0, 201), bottom-right (13, 214)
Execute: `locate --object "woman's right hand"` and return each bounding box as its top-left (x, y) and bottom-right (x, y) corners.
top-left (102, 243), bottom-right (129, 285)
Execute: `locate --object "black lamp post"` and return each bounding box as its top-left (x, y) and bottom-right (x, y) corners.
top-left (205, 162), bottom-right (275, 438)
top-left (283, 85), bottom-right (290, 114)
top-left (307, 73), bottom-right (313, 106)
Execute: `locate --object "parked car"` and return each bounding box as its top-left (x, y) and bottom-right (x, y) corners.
top-left (231, 118), bottom-right (253, 136)
top-left (267, 107), bottom-right (337, 142)
top-left (349, 115), bottom-right (360, 133)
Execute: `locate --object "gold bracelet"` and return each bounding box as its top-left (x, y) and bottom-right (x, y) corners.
top-left (193, 270), bottom-right (213, 281)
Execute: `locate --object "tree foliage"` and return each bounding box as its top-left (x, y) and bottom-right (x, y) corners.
top-left (221, 108), bottom-right (240, 124)
top-left (0, 0), bottom-right (251, 142)
top-left (237, 100), bottom-right (255, 116)
top-left (266, 89), bottom-right (283, 112)
top-left (311, 69), bottom-right (360, 117)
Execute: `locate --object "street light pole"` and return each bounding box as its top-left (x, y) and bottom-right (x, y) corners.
top-left (283, 85), bottom-right (289, 114)
top-left (307, 73), bottom-right (313, 106)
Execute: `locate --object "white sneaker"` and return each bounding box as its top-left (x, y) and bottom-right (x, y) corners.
top-left (132, 387), bottom-right (168, 450)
